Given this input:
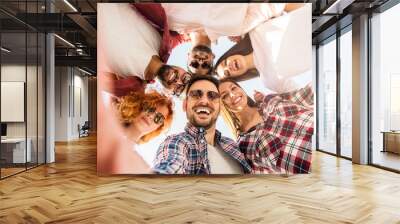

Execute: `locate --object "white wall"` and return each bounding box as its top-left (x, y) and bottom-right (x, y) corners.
top-left (55, 66), bottom-right (70, 141)
top-left (54, 67), bottom-right (89, 141)
top-left (1, 65), bottom-right (26, 139)
top-left (1, 64), bottom-right (46, 164)
top-left (1, 65), bottom-right (41, 138)
top-left (72, 73), bottom-right (89, 138)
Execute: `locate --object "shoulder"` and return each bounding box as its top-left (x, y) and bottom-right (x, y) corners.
top-left (239, 125), bottom-right (278, 143)
top-left (219, 135), bottom-right (239, 148)
top-left (160, 132), bottom-right (193, 148)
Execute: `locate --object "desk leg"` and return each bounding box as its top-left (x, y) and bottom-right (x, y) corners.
top-left (381, 133), bottom-right (386, 153)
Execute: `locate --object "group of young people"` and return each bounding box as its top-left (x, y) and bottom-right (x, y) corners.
top-left (98, 3), bottom-right (314, 175)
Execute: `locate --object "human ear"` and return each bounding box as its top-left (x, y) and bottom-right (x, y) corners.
top-left (183, 99), bottom-right (187, 112)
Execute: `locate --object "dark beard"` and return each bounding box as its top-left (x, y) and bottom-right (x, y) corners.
top-left (187, 113), bottom-right (218, 131)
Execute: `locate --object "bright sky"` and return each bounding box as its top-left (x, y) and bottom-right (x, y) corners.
top-left (136, 37), bottom-right (312, 166)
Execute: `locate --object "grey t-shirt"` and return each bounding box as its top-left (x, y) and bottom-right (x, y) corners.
top-left (207, 144), bottom-right (243, 174)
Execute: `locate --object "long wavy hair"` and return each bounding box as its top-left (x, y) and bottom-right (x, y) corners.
top-left (116, 91), bottom-right (173, 143)
top-left (219, 79), bottom-right (258, 138)
top-left (214, 34), bottom-right (259, 82)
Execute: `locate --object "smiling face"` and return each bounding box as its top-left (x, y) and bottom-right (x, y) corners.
top-left (219, 81), bottom-right (248, 113)
top-left (187, 45), bottom-right (215, 75)
top-left (183, 80), bottom-right (220, 130)
top-left (216, 54), bottom-right (249, 79)
top-left (131, 104), bottom-right (169, 137)
top-left (158, 65), bottom-right (192, 96)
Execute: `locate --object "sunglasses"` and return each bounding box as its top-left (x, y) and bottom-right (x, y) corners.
top-left (171, 73), bottom-right (192, 96)
top-left (167, 71), bottom-right (191, 85)
top-left (143, 105), bottom-right (165, 125)
top-left (188, 90), bottom-right (220, 101)
top-left (190, 60), bottom-right (211, 70)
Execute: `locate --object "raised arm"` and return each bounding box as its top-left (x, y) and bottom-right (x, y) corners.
top-left (276, 83), bottom-right (314, 108)
top-left (97, 81), bottom-right (151, 174)
top-left (253, 85), bottom-right (314, 174)
top-left (255, 83), bottom-right (313, 107)
top-left (189, 30), bottom-right (212, 47)
top-left (153, 135), bottom-right (188, 174)
top-left (254, 84), bottom-right (313, 119)
top-left (100, 72), bottom-right (146, 97)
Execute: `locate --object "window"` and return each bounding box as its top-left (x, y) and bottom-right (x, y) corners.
top-left (370, 2), bottom-right (400, 171)
top-left (0, 1), bottom-right (47, 179)
top-left (339, 28), bottom-right (352, 158)
top-left (317, 37), bottom-right (337, 154)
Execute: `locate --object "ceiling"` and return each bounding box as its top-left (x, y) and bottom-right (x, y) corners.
top-left (0, 0), bottom-right (393, 75)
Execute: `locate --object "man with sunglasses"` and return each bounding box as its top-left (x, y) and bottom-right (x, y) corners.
top-left (160, 3), bottom-right (288, 75)
top-left (186, 31), bottom-right (215, 76)
top-left (153, 75), bottom-right (252, 174)
top-left (151, 59), bottom-right (193, 97)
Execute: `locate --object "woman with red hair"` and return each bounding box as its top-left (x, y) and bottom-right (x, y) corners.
top-left (97, 88), bottom-right (173, 175)
top-left (97, 91), bottom-right (173, 174)
top-left (115, 91), bottom-right (174, 144)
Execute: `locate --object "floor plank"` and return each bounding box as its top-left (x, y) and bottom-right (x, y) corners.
top-left (0, 135), bottom-right (399, 224)
top-left (373, 151), bottom-right (400, 171)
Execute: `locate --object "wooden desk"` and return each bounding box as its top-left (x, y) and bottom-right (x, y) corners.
top-left (1, 138), bottom-right (32, 163)
top-left (381, 131), bottom-right (400, 154)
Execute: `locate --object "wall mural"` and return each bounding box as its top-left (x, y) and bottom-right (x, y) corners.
top-left (97, 3), bottom-right (314, 175)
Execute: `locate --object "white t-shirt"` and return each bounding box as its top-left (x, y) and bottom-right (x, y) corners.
top-left (162, 3), bottom-right (285, 43)
top-left (250, 4), bottom-right (312, 93)
top-left (207, 144), bottom-right (243, 174)
top-left (97, 4), bottom-right (161, 79)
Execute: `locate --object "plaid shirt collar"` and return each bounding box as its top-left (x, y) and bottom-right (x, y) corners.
top-left (184, 123), bottom-right (223, 143)
top-left (153, 123), bottom-right (252, 174)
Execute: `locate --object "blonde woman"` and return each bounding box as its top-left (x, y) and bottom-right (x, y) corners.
top-left (219, 79), bottom-right (314, 174)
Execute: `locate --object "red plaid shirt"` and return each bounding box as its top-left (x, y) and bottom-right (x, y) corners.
top-left (238, 84), bottom-right (314, 174)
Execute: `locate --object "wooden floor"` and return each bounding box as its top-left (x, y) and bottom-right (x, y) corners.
top-left (0, 135), bottom-right (400, 224)
top-left (1, 163), bottom-right (43, 178)
top-left (373, 151), bottom-right (400, 171)
top-left (1, 167), bottom-right (26, 178)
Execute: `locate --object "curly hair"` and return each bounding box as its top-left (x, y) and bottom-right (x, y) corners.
top-left (116, 91), bottom-right (173, 143)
